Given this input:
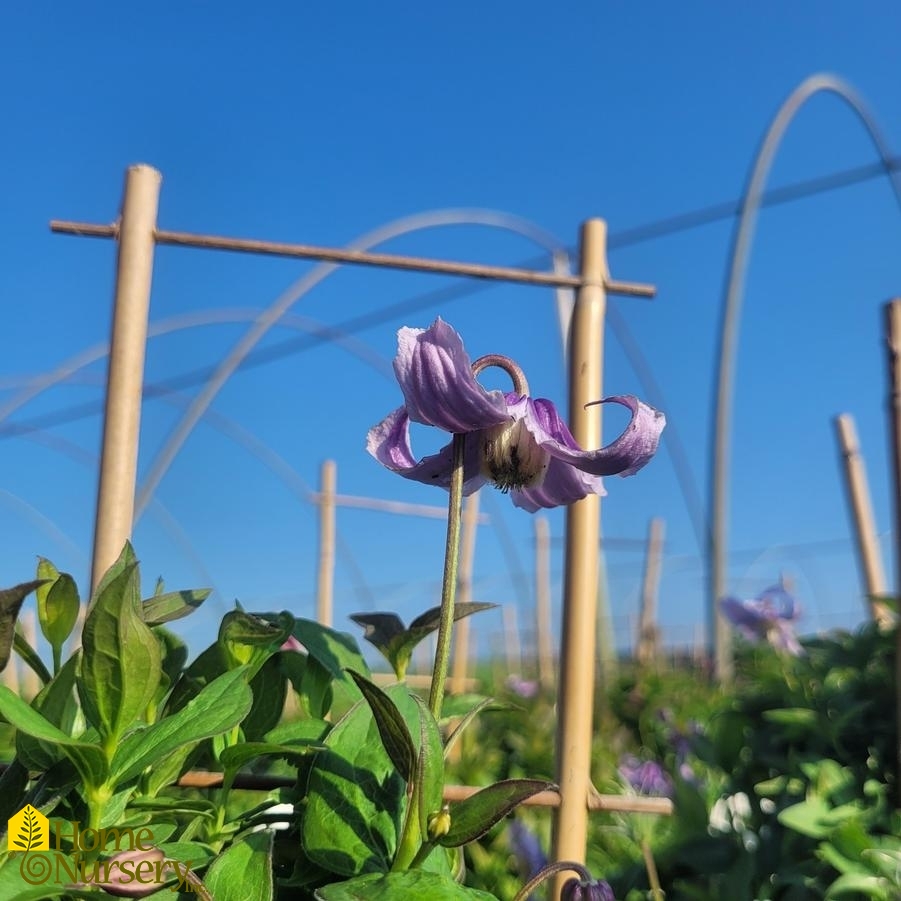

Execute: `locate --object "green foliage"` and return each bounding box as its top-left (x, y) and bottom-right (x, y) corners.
top-left (350, 604), bottom-right (496, 681)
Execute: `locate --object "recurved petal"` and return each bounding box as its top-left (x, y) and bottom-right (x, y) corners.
top-left (521, 395), bottom-right (664, 477)
top-left (393, 319), bottom-right (510, 431)
top-left (512, 456), bottom-right (605, 512)
top-left (366, 407), bottom-right (488, 493)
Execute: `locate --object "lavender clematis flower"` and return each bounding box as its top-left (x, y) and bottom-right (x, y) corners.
top-left (618, 753), bottom-right (674, 798)
top-left (719, 585), bottom-right (803, 655)
top-left (367, 319), bottom-right (665, 511)
top-left (561, 876), bottom-right (617, 901)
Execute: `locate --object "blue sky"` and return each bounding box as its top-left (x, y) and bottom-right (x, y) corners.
top-left (1, 4), bottom-right (900, 663)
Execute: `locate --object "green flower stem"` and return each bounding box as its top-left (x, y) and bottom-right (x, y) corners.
top-left (641, 839), bottom-right (664, 900)
top-left (428, 433), bottom-right (466, 720)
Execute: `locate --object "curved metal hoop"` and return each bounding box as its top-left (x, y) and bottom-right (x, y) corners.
top-left (709, 74), bottom-right (901, 678)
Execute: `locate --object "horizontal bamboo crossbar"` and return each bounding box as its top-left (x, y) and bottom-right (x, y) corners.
top-left (49, 220), bottom-right (656, 297)
top-left (169, 769), bottom-right (672, 815)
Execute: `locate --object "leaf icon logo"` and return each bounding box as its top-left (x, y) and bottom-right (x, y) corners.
top-left (7, 805), bottom-right (49, 852)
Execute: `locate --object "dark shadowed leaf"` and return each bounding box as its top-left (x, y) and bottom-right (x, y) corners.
top-left (0, 580), bottom-right (47, 672)
top-left (347, 670), bottom-right (415, 783)
top-left (438, 779), bottom-right (557, 847)
top-left (350, 603), bottom-right (495, 680)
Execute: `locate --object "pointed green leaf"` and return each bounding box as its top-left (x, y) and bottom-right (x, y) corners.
top-left (0, 580), bottom-right (47, 672)
top-left (12, 630), bottom-right (51, 685)
top-left (412, 695), bottom-right (444, 838)
top-left (77, 550), bottom-right (161, 742)
top-left (304, 685), bottom-right (418, 876)
top-left (351, 604), bottom-right (495, 680)
top-left (347, 670), bottom-right (415, 782)
top-left (315, 870), bottom-right (498, 900)
top-left (0, 685), bottom-right (107, 785)
top-left (16, 654), bottom-right (80, 770)
top-left (142, 588), bottom-right (210, 625)
top-left (111, 666), bottom-right (253, 784)
top-left (203, 830), bottom-right (273, 901)
top-left (219, 740), bottom-right (324, 772)
top-left (438, 779), bottom-right (556, 847)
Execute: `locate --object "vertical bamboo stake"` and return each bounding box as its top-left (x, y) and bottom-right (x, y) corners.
top-left (90, 165), bottom-right (162, 591)
top-left (883, 299), bottom-right (901, 806)
top-left (534, 516), bottom-right (555, 691)
top-left (553, 219), bottom-right (607, 895)
top-left (503, 604), bottom-right (522, 675)
top-left (450, 493), bottom-right (480, 695)
top-left (834, 414), bottom-right (892, 624)
top-left (316, 459), bottom-right (336, 627)
top-left (636, 518), bottom-right (665, 666)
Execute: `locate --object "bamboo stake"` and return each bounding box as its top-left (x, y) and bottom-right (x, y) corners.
top-left (316, 460), bottom-right (336, 627)
top-left (450, 493), bottom-right (480, 695)
top-left (882, 299), bottom-right (901, 806)
top-left (90, 165), bottom-right (161, 590)
top-left (833, 414), bottom-right (892, 624)
top-left (534, 516), bottom-right (555, 691)
top-left (50, 219), bottom-right (656, 298)
top-left (636, 518), bottom-right (665, 665)
top-left (553, 219), bottom-right (607, 896)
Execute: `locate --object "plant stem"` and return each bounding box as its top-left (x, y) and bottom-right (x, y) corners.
top-left (428, 433), bottom-right (466, 720)
top-left (641, 838), bottom-right (664, 900)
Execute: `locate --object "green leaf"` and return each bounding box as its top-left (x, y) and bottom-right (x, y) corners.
top-left (315, 870), bottom-right (498, 900)
top-left (0, 685), bottom-right (107, 786)
top-left (761, 707), bottom-right (818, 726)
top-left (412, 695), bottom-right (445, 836)
top-left (77, 551), bottom-right (161, 743)
top-left (0, 580), bottom-right (47, 672)
top-left (292, 618), bottom-right (371, 682)
top-left (142, 588), bottom-right (210, 625)
top-left (303, 686), bottom-right (417, 877)
top-left (242, 653), bottom-right (288, 740)
top-left (438, 779), bottom-right (556, 847)
top-left (350, 603), bottom-right (495, 680)
top-left (36, 563), bottom-right (80, 654)
top-left (347, 670), bottom-right (415, 783)
top-left (16, 654), bottom-right (80, 770)
top-left (443, 696), bottom-right (498, 757)
top-left (825, 873), bottom-right (892, 899)
top-left (219, 740), bottom-right (323, 772)
top-left (110, 666), bottom-right (253, 784)
top-left (778, 796), bottom-right (832, 838)
top-left (203, 830), bottom-right (273, 901)
top-left (12, 631), bottom-right (51, 685)
top-left (219, 609), bottom-right (292, 670)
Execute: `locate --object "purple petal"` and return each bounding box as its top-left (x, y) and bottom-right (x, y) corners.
top-left (512, 456), bottom-right (605, 512)
top-left (520, 395), bottom-right (665, 477)
top-left (757, 585), bottom-right (801, 621)
top-left (366, 407), bottom-right (488, 493)
top-left (393, 319), bottom-right (510, 432)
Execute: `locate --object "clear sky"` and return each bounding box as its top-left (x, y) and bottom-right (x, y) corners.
top-left (1, 3), bottom-right (900, 663)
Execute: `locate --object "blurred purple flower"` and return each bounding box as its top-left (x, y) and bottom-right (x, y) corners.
top-left (508, 819), bottom-right (547, 883)
top-left (562, 876), bottom-right (616, 901)
top-left (505, 674), bottom-right (539, 699)
top-left (367, 319), bottom-right (665, 511)
top-left (719, 585), bottom-right (803, 655)
top-left (618, 754), bottom-right (674, 798)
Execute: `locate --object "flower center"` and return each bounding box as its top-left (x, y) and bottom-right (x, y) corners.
top-left (480, 417), bottom-right (550, 492)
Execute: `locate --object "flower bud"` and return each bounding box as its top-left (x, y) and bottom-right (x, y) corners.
top-left (427, 805), bottom-right (451, 839)
top-left (561, 876), bottom-right (616, 901)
